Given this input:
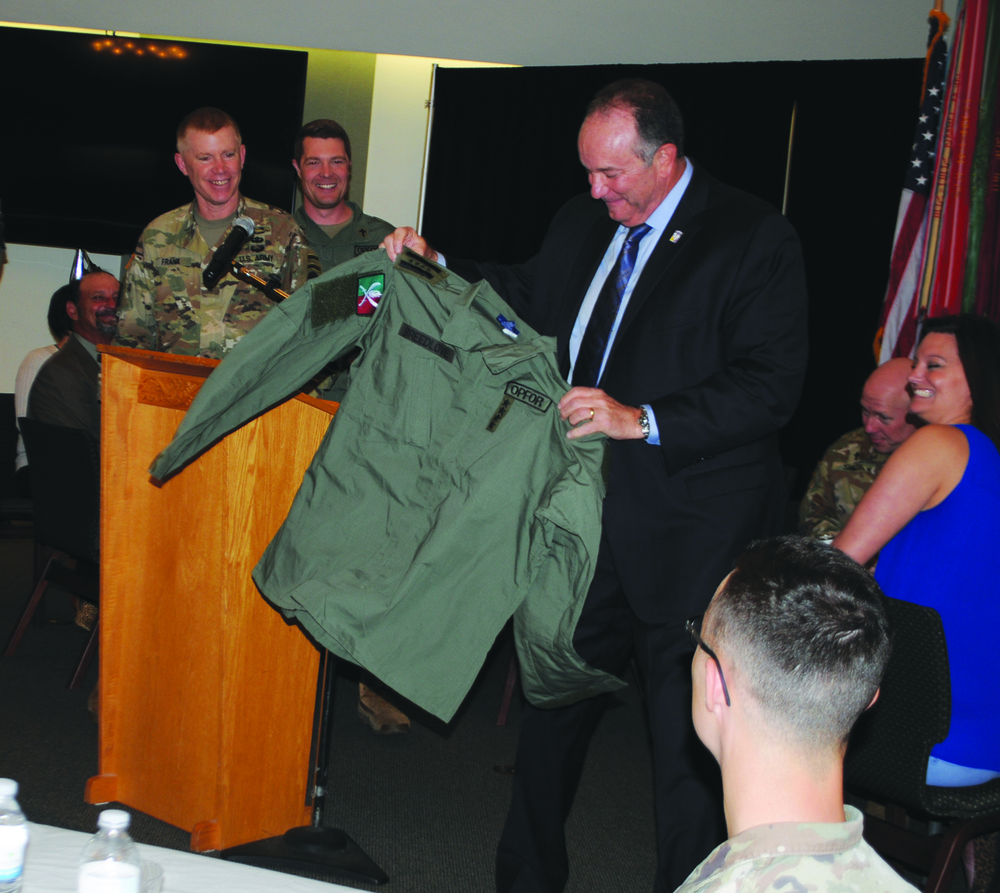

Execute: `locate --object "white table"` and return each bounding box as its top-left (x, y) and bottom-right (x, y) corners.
top-left (23, 823), bottom-right (364, 893)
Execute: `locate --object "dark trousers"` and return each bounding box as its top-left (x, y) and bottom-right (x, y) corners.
top-left (496, 542), bottom-right (725, 893)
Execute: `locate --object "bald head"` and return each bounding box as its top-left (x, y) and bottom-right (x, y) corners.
top-left (861, 357), bottom-right (918, 453)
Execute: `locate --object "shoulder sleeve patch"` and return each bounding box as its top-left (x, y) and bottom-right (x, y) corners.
top-left (394, 247), bottom-right (449, 286)
top-left (311, 275), bottom-right (359, 328)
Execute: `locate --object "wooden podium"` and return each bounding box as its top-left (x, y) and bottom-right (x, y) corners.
top-left (87, 346), bottom-right (337, 852)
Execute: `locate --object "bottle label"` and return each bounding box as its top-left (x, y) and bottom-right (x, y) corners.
top-left (78, 860), bottom-right (141, 893)
top-left (0, 824), bottom-right (28, 881)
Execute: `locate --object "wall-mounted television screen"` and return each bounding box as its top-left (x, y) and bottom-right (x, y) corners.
top-left (0, 26), bottom-right (308, 256)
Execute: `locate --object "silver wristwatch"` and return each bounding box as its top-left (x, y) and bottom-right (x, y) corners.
top-left (637, 407), bottom-right (650, 440)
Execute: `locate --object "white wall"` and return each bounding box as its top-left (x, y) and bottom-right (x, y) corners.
top-left (365, 56), bottom-right (514, 229)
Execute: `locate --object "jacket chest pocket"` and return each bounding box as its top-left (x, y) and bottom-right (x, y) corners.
top-left (355, 352), bottom-right (433, 449)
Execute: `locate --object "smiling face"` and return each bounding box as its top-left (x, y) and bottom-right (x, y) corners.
top-left (908, 332), bottom-right (973, 425)
top-left (293, 136), bottom-right (352, 222)
top-left (174, 126), bottom-right (245, 220)
top-left (68, 272), bottom-right (120, 346)
top-left (577, 108), bottom-right (682, 227)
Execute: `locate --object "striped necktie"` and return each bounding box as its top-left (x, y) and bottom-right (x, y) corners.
top-left (573, 222), bottom-right (652, 388)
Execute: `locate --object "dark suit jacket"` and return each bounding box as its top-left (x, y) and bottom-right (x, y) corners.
top-left (26, 334), bottom-right (101, 442)
top-left (450, 166), bottom-right (809, 622)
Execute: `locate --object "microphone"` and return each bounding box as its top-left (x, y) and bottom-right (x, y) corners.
top-left (202, 216), bottom-right (255, 289)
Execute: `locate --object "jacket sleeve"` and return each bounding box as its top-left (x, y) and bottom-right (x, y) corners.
top-left (114, 235), bottom-right (160, 352)
top-left (280, 218), bottom-right (315, 295)
top-left (149, 273), bottom-right (369, 481)
top-left (797, 455), bottom-right (839, 539)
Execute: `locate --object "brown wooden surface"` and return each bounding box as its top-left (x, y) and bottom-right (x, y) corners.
top-left (92, 346), bottom-right (336, 851)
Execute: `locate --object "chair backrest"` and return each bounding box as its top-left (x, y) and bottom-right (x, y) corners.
top-left (844, 595), bottom-right (951, 813)
top-left (1, 393), bottom-right (19, 500)
top-left (19, 417), bottom-right (100, 564)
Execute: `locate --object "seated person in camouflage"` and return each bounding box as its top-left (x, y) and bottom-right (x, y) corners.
top-left (678, 536), bottom-right (916, 893)
top-left (116, 107), bottom-right (312, 359)
top-left (799, 358), bottom-right (918, 541)
top-left (292, 118), bottom-right (395, 274)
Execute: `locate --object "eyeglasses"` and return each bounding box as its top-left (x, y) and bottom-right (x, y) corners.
top-left (686, 615), bottom-right (731, 707)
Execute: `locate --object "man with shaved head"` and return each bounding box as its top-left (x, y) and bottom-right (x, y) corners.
top-left (799, 357), bottom-right (920, 542)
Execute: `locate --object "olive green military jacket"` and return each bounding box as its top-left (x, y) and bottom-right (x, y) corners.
top-left (294, 202), bottom-right (395, 273)
top-left (150, 249), bottom-right (623, 722)
top-left (117, 196), bottom-right (312, 359)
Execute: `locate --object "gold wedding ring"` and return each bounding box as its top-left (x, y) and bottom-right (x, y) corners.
top-left (588, 408), bottom-right (595, 420)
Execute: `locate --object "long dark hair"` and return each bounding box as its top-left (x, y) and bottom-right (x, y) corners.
top-left (919, 314), bottom-right (1000, 450)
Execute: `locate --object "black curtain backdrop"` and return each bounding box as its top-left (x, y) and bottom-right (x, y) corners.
top-left (423, 59), bottom-right (924, 499)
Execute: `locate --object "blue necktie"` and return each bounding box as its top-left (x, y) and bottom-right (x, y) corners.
top-left (573, 223), bottom-right (652, 388)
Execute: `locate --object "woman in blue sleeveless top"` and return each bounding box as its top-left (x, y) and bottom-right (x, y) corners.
top-left (835, 314), bottom-right (1000, 787)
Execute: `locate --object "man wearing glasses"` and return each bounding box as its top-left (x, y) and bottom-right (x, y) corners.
top-left (679, 536), bottom-right (916, 893)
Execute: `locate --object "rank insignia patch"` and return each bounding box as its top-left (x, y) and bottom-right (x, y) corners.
top-left (487, 396), bottom-right (514, 433)
top-left (357, 273), bottom-right (384, 315)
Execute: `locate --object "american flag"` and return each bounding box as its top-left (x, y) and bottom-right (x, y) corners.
top-left (876, 10), bottom-right (949, 362)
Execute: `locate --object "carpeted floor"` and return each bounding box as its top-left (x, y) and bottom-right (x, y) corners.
top-left (0, 539), bottom-right (658, 892)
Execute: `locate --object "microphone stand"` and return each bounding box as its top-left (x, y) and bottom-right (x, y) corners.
top-left (220, 650), bottom-right (388, 885)
top-left (215, 262), bottom-right (387, 883)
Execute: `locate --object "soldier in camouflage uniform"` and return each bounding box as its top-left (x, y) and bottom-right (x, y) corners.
top-left (680, 536), bottom-right (916, 893)
top-left (799, 358), bottom-right (917, 541)
top-left (292, 119), bottom-right (395, 274)
top-left (798, 427), bottom-right (888, 542)
top-left (116, 107), bottom-right (311, 359)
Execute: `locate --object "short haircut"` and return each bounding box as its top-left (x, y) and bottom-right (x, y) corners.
top-left (59, 268), bottom-right (114, 313)
top-left (586, 78), bottom-right (685, 164)
top-left (919, 314), bottom-right (1000, 450)
top-left (47, 285), bottom-right (74, 340)
top-left (294, 119), bottom-right (352, 163)
top-left (707, 536), bottom-right (891, 750)
top-left (176, 107), bottom-right (242, 151)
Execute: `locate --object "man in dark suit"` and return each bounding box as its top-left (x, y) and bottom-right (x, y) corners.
top-left (384, 78), bottom-right (808, 893)
top-left (28, 269), bottom-right (120, 441)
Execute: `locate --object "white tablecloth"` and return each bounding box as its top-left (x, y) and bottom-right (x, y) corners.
top-left (23, 823), bottom-right (364, 893)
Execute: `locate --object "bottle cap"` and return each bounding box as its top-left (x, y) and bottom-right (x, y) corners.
top-left (97, 809), bottom-right (132, 831)
top-left (0, 779), bottom-right (18, 797)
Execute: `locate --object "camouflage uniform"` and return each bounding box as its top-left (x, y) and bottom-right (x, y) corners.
top-left (675, 805), bottom-right (917, 893)
top-left (798, 428), bottom-right (888, 542)
top-left (294, 201), bottom-right (394, 273)
top-left (116, 196), bottom-right (312, 359)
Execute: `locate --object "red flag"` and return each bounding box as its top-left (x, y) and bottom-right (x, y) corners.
top-left (876, 9), bottom-right (950, 362)
top-left (923, 0), bottom-right (990, 316)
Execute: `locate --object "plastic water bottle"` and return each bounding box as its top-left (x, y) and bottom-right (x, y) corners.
top-left (0, 778), bottom-right (28, 893)
top-left (77, 809), bottom-right (142, 893)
